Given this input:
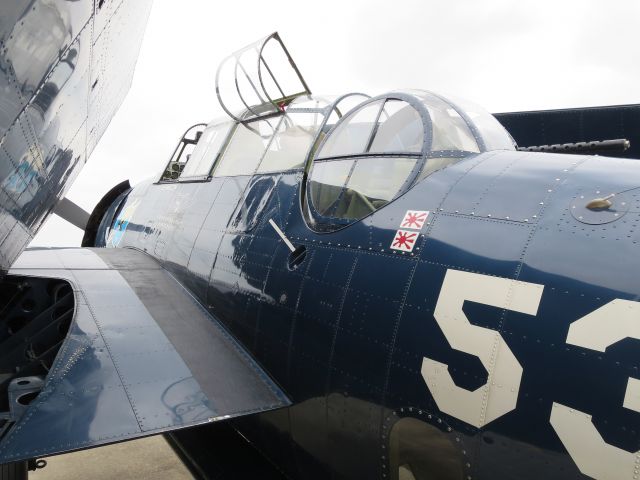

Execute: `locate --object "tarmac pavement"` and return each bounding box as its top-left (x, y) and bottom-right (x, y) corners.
top-left (30, 435), bottom-right (193, 479)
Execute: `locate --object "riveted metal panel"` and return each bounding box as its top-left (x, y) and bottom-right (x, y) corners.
top-left (0, 247), bottom-right (290, 463)
top-left (0, 0), bottom-right (152, 272)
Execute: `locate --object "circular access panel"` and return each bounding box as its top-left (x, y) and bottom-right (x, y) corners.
top-left (570, 189), bottom-right (629, 225)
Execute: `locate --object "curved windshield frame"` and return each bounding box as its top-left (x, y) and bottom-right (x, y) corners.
top-left (314, 95), bottom-right (432, 160)
top-left (158, 123), bottom-right (207, 182)
top-left (305, 93), bottom-right (433, 231)
top-left (304, 90), bottom-right (508, 232)
top-left (180, 121), bottom-right (234, 179)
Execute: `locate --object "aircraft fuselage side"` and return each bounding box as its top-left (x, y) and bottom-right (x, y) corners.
top-left (109, 149), bottom-right (640, 480)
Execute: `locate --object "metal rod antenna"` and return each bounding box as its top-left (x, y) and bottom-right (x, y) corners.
top-left (268, 219), bottom-right (295, 252)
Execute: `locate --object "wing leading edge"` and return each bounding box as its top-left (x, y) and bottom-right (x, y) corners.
top-left (0, 247), bottom-right (290, 463)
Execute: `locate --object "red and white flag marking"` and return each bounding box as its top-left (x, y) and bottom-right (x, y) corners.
top-left (400, 210), bottom-right (429, 230)
top-left (390, 229), bottom-right (419, 252)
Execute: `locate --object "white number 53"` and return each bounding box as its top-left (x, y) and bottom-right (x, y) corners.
top-left (421, 269), bottom-right (543, 428)
top-left (421, 268), bottom-right (640, 480)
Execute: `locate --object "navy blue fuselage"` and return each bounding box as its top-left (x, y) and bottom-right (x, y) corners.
top-left (104, 145), bottom-right (640, 479)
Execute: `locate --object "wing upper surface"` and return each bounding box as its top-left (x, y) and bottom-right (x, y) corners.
top-left (0, 247), bottom-right (289, 463)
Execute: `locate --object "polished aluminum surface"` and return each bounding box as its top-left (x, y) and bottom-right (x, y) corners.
top-left (0, 0), bottom-right (153, 271)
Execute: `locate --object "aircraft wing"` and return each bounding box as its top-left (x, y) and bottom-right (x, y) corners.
top-left (0, 247), bottom-right (290, 463)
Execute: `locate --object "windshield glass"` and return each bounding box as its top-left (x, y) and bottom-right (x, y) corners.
top-left (444, 94), bottom-right (516, 151)
top-left (257, 112), bottom-right (324, 172)
top-left (213, 118), bottom-right (280, 177)
top-left (369, 100), bottom-right (423, 153)
top-left (181, 121), bottom-right (233, 178)
top-left (408, 91), bottom-right (479, 152)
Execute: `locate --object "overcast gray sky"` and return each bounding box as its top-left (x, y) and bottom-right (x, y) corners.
top-left (31, 0), bottom-right (640, 247)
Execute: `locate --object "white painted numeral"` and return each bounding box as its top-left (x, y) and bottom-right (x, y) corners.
top-left (551, 299), bottom-right (640, 480)
top-left (422, 269), bottom-right (543, 428)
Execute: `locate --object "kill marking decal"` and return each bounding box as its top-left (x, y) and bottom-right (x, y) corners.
top-left (391, 229), bottom-right (418, 252)
top-left (400, 210), bottom-right (429, 230)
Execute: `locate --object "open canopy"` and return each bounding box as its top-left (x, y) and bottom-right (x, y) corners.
top-left (215, 32), bottom-right (311, 123)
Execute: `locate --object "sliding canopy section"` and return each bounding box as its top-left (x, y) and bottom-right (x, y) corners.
top-left (215, 32), bottom-right (311, 123)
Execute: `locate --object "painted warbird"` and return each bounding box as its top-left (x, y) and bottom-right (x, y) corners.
top-left (1, 30), bottom-right (640, 480)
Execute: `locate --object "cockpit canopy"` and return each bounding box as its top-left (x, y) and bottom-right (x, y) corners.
top-left (305, 90), bottom-right (515, 231)
top-left (159, 89), bottom-right (515, 231)
top-left (215, 32), bottom-right (310, 123)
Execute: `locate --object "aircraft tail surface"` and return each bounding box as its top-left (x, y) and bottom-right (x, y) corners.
top-left (494, 104), bottom-right (640, 158)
